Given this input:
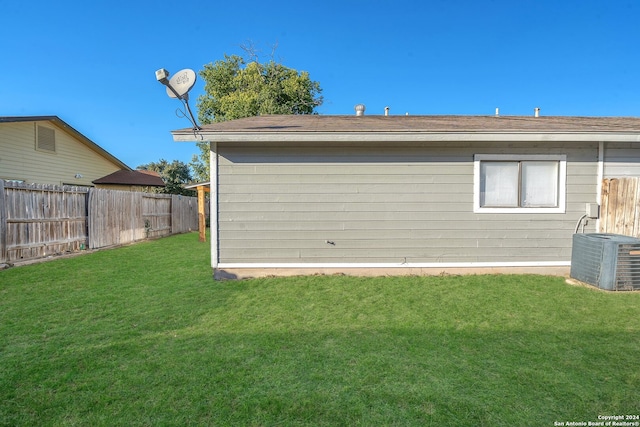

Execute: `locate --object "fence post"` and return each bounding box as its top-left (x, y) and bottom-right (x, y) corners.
top-left (197, 185), bottom-right (206, 242)
top-left (87, 188), bottom-right (95, 249)
top-left (0, 180), bottom-right (6, 263)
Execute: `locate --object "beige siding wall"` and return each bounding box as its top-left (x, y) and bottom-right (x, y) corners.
top-left (0, 121), bottom-right (122, 186)
top-left (216, 141), bottom-right (599, 264)
top-left (603, 142), bottom-right (640, 177)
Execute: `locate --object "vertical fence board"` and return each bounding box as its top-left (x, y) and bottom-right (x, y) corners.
top-left (600, 177), bottom-right (640, 238)
top-left (623, 178), bottom-right (637, 237)
top-left (601, 179), bottom-right (614, 233)
top-left (171, 195), bottom-right (180, 235)
top-left (615, 178), bottom-right (629, 233)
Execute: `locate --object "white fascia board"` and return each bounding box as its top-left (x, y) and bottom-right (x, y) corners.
top-left (172, 131), bottom-right (640, 143)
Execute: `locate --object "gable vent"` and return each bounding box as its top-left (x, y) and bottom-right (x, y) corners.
top-left (37, 125), bottom-right (56, 152)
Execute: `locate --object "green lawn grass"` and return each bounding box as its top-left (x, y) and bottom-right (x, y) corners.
top-left (1, 233), bottom-right (639, 426)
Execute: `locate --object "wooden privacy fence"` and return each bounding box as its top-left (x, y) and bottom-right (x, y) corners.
top-left (88, 191), bottom-right (198, 248)
top-left (0, 181), bottom-right (90, 263)
top-left (600, 177), bottom-right (640, 237)
top-left (0, 181), bottom-right (198, 263)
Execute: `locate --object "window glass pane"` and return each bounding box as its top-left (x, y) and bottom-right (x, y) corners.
top-left (521, 161), bottom-right (558, 207)
top-left (480, 162), bottom-right (518, 207)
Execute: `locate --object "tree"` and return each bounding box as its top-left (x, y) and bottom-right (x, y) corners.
top-left (197, 54), bottom-right (323, 124)
top-left (191, 52), bottom-right (323, 182)
top-left (189, 153), bottom-right (208, 185)
top-left (138, 159), bottom-right (195, 196)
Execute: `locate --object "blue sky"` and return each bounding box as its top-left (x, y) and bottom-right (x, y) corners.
top-left (2, 0), bottom-right (639, 169)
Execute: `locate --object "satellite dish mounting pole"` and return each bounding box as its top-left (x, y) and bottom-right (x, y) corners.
top-left (182, 97), bottom-right (200, 130)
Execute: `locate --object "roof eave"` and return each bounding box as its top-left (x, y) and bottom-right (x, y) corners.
top-left (172, 130), bottom-right (640, 143)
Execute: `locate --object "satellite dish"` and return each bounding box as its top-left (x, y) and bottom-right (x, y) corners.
top-left (165, 69), bottom-right (197, 99)
top-left (155, 67), bottom-right (201, 130)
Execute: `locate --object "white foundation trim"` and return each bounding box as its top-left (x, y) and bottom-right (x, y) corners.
top-left (217, 261), bottom-right (571, 269)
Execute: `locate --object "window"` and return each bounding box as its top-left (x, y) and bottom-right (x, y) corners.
top-left (474, 154), bottom-right (566, 213)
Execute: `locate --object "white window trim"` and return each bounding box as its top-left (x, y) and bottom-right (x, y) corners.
top-left (473, 154), bottom-right (567, 213)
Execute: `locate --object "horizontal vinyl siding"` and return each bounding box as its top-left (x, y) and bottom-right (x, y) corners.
top-left (0, 121), bottom-right (122, 186)
top-left (603, 142), bottom-right (640, 177)
top-left (0, 122), bottom-right (33, 181)
top-left (216, 141), bottom-right (598, 264)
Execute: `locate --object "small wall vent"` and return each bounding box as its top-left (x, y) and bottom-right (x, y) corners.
top-left (36, 125), bottom-right (56, 152)
top-left (570, 233), bottom-right (640, 291)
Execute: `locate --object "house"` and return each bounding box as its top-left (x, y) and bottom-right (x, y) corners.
top-left (172, 113), bottom-right (640, 279)
top-left (92, 169), bottom-right (166, 192)
top-left (0, 116), bottom-right (129, 186)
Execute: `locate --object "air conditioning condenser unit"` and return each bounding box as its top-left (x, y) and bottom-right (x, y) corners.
top-left (570, 233), bottom-right (640, 291)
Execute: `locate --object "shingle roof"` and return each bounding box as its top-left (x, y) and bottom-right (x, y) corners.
top-left (92, 170), bottom-right (165, 186)
top-left (174, 114), bottom-right (640, 134)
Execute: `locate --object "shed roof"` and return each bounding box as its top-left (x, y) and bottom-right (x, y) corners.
top-left (92, 169), bottom-right (165, 186)
top-left (184, 181), bottom-right (210, 189)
